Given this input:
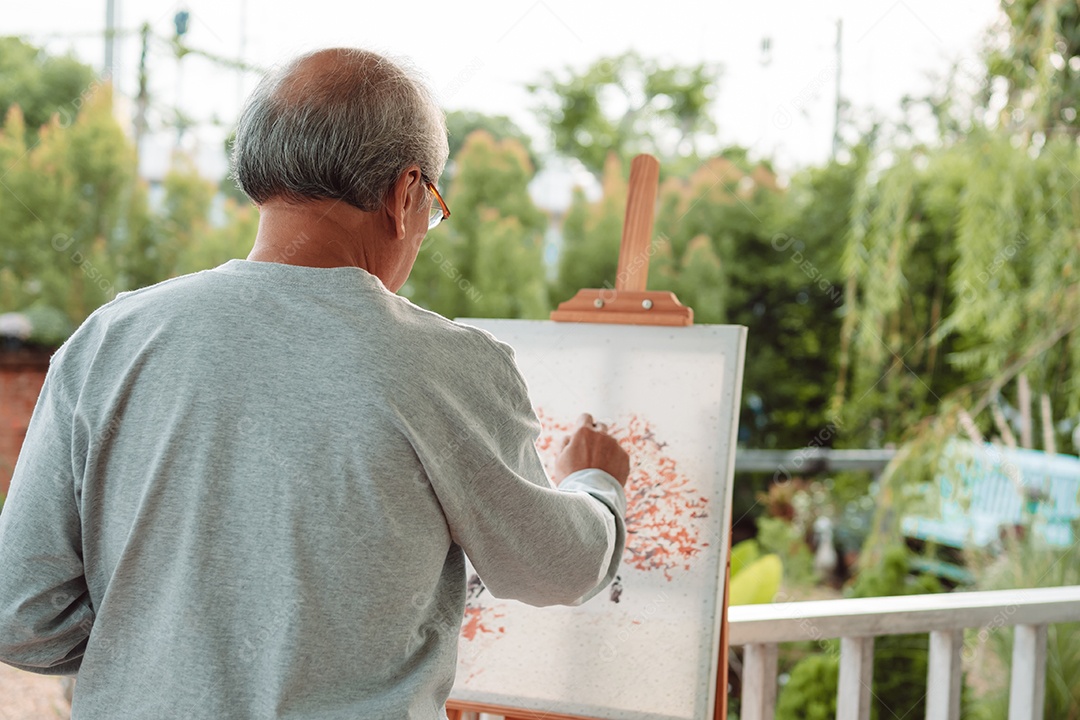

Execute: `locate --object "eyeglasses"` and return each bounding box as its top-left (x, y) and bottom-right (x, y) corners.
top-left (424, 176), bottom-right (450, 230)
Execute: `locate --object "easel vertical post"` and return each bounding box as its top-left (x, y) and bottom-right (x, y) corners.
top-left (615, 155), bottom-right (661, 292)
top-left (550, 153), bottom-right (692, 326)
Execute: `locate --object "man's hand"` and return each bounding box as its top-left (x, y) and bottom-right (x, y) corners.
top-left (553, 413), bottom-right (630, 487)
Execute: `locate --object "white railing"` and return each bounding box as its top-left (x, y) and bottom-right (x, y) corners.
top-left (730, 585), bottom-right (1080, 720)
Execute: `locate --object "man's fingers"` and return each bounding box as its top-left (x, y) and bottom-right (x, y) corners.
top-left (575, 413), bottom-right (609, 434)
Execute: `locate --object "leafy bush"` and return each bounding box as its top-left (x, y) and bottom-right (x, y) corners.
top-left (756, 516), bottom-right (818, 588)
top-left (775, 654), bottom-right (838, 720)
top-left (729, 539), bottom-right (783, 606)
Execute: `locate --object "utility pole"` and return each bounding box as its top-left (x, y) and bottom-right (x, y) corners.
top-left (759, 36), bottom-right (773, 157)
top-left (134, 22), bottom-right (150, 168)
top-left (104, 0), bottom-right (116, 81)
top-left (832, 18), bottom-right (843, 159)
top-left (174, 10), bottom-right (190, 148)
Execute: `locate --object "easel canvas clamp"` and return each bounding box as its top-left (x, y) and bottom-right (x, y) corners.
top-left (447, 154), bottom-right (735, 720)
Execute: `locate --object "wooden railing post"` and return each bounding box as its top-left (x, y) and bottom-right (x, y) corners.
top-left (837, 636), bottom-right (874, 720)
top-left (926, 629), bottom-right (962, 720)
top-left (741, 643), bottom-right (778, 720)
top-left (1008, 624), bottom-right (1047, 720)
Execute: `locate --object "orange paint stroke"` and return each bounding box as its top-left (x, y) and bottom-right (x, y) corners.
top-left (535, 409), bottom-right (709, 583)
top-left (459, 409), bottom-right (711, 649)
top-left (461, 605), bottom-right (503, 641)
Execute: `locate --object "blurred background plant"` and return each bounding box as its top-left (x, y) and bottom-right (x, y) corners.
top-left (960, 522), bottom-right (1080, 719)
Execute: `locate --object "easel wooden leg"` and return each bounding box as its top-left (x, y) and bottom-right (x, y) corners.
top-left (445, 710), bottom-right (480, 720)
top-left (715, 528), bottom-right (732, 720)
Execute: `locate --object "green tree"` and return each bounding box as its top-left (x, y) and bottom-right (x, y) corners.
top-left (0, 36), bottom-right (98, 136)
top-left (529, 52), bottom-right (720, 176)
top-left (836, 131), bottom-right (1080, 450)
top-left (444, 110), bottom-right (539, 174)
top-left (551, 150), bottom-right (848, 449)
top-left (467, 210), bottom-right (549, 318)
top-left (551, 153), bottom-right (626, 305)
top-left (402, 130), bottom-right (548, 320)
top-left (0, 41), bottom-right (260, 344)
top-left (157, 153), bottom-right (217, 274)
top-left (654, 155), bottom-right (843, 448)
top-left (0, 85), bottom-right (132, 336)
top-left (162, 149), bottom-right (259, 277)
top-left (984, 0), bottom-right (1080, 137)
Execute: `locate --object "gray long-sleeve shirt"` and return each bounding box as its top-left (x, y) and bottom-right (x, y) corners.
top-left (0, 259), bottom-right (626, 719)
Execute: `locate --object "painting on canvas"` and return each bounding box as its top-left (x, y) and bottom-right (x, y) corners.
top-left (450, 319), bottom-right (747, 720)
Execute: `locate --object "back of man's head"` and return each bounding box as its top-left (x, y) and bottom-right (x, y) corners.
top-left (232, 48), bottom-right (448, 212)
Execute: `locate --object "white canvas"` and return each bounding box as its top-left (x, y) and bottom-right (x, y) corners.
top-left (449, 320), bottom-right (747, 720)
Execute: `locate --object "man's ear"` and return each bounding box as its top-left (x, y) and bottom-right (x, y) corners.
top-left (385, 165), bottom-right (424, 240)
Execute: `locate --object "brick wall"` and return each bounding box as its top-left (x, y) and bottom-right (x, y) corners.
top-left (0, 348), bottom-right (51, 497)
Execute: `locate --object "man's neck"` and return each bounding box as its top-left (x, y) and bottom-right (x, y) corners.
top-left (247, 198), bottom-right (381, 270)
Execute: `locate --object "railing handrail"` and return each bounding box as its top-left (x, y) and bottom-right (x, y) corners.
top-left (734, 448), bottom-right (896, 474)
top-left (732, 586), bottom-right (1080, 720)
top-left (728, 585), bottom-right (1080, 645)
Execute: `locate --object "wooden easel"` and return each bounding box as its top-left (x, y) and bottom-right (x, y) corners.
top-left (548, 155), bottom-right (692, 327)
top-left (446, 154), bottom-right (730, 720)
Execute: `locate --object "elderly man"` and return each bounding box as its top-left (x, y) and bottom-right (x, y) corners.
top-left (0, 48), bottom-right (629, 719)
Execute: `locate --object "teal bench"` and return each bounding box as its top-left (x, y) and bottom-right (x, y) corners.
top-left (902, 441), bottom-right (1080, 553)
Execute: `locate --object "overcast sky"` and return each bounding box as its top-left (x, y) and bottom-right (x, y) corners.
top-left (9, 0), bottom-right (1001, 179)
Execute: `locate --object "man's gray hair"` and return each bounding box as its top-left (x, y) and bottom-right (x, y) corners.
top-left (232, 48), bottom-right (448, 212)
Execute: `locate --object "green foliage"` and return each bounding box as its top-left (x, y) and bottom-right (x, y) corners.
top-left (152, 153), bottom-right (217, 277)
top-left (729, 553), bottom-right (783, 606)
top-left (0, 41), bottom-right (258, 339)
top-left (528, 51), bottom-right (720, 176)
top-left (774, 654), bottom-right (839, 720)
top-left (550, 154), bottom-right (626, 306)
top-left (984, 0), bottom-right (1080, 137)
top-left (174, 199), bottom-right (259, 278)
top-left (0, 37), bottom-right (97, 136)
top-left (843, 129), bottom-right (1080, 565)
top-left (402, 130), bottom-right (548, 320)
top-left (0, 86), bottom-right (129, 326)
top-left (836, 131), bottom-right (1080, 449)
top-left (21, 305), bottom-right (72, 347)
top-left (444, 110), bottom-right (538, 174)
top-left (730, 538), bottom-right (761, 577)
top-left (850, 544), bottom-right (943, 598)
top-left (755, 516), bottom-right (818, 589)
top-left (553, 151), bottom-right (842, 448)
top-left (852, 547), bottom-right (943, 720)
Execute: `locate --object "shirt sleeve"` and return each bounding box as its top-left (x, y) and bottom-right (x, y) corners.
top-left (556, 468), bottom-right (627, 605)
top-left (0, 355), bottom-right (92, 675)
top-left (396, 332), bottom-right (627, 607)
